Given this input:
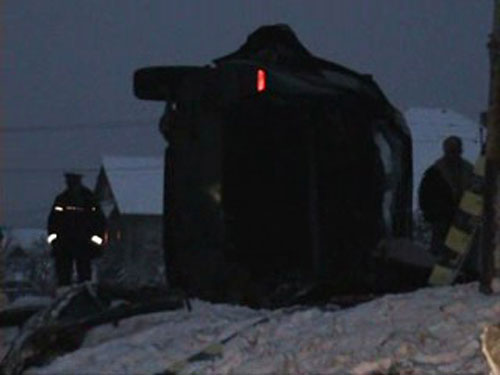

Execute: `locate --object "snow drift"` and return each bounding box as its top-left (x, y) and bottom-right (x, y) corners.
top-left (7, 281), bottom-right (497, 375)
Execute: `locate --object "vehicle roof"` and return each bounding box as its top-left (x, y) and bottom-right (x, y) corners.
top-left (214, 24), bottom-right (391, 106)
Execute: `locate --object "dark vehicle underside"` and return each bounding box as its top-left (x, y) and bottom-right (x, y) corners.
top-left (134, 24), bottom-right (420, 306)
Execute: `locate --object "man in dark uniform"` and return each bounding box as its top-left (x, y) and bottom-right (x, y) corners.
top-left (47, 172), bottom-right (106, 288)
top-left (419, 136), bottom-right (474, 257)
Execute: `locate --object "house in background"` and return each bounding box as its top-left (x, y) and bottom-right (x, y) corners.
top-left (94, 156), bottom-right (165, 287)
top-left (0, 228), bottom-right (49, 300)
top-left (2, 228), bottom-right (48, 281)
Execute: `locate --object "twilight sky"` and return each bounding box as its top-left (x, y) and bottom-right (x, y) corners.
top-left (1, 0), bottom-right (494, 228)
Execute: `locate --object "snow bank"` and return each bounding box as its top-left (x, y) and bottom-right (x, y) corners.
top-left (20, 282), bottom-right (499, 375)
top-left (7, 296), bottom-right (52, 309)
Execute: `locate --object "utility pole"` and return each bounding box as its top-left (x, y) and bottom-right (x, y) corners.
top-left (480, 0), bottom-right (500, 292)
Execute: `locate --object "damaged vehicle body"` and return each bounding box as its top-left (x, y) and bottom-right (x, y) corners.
top-left (134, 25), bottom-right (417, 304)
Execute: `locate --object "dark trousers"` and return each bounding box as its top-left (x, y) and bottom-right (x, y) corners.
top-left (430, 221), bottom-right (450, 257)
top-left (479, 237), bottom-right (495, 287)
top-left (54, 245), bottom-right (92, 286)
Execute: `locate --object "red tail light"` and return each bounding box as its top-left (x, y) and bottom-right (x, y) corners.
top-left (257, 69), bottom-right (266, 92)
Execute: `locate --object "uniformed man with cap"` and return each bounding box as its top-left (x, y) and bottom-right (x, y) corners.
top-left (47, 171), bottom-right (106, 290)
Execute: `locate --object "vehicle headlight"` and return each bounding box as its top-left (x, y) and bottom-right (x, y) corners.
top-left (91, 235), bottom-right (103, 245)
top-left (47, 233), bottom-right (57, 244)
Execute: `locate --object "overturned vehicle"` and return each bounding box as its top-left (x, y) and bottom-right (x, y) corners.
top-left (134, 25), bottom-right (419, 305)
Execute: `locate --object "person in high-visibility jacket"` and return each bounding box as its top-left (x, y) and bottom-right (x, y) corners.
top-left (47, 172), bottom-right (106, 287)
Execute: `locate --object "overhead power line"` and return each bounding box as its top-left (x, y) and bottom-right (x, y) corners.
top-left (2, 206), bottom-right (49, 214)
top-left (0, 119), bottom-right (158, 134)
top-left (1, 166), bottom-right (163, 173)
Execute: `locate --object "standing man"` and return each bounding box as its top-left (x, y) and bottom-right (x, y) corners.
top-left (47, 172), bottom-right (106, 290)
top-left (418, 136), bottom-right (474, 258)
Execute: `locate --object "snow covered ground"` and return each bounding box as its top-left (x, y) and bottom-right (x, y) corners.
top-left (0, 281), bottom-right (494, 375)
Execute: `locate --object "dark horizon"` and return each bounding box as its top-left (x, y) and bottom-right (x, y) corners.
top-left (2, 1), bottom-right (493, 228)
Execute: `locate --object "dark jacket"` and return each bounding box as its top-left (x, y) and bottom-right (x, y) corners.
top-left (47, 186), bottom-right (106, 256)
top-left (418, 157), bottom-right (473, 225)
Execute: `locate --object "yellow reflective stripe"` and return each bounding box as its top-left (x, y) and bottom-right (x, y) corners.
top-left (459, 191), bottom-right (484, 216)
top-left (474, 155), bottom-right (486, 176)
top-left (445, 226), bottom-right (472, 254)
top-left (47, 233), bottom-right (58, 244)
top-left (55, 205), bottom-right (94, 212)
top-left (91, 235), bottom-right (103, 245)
top-left (428, 265), bottom-right (455, 286)
top-left (65, 206), bottom-right (84, 211)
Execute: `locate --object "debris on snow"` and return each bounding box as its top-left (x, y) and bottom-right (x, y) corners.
top-left (482, 324), bottom-right (500, 375)
top-left (6, 281), bottom-right (497, 375)
top-left (0, 283), bottom-right (186, 375)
